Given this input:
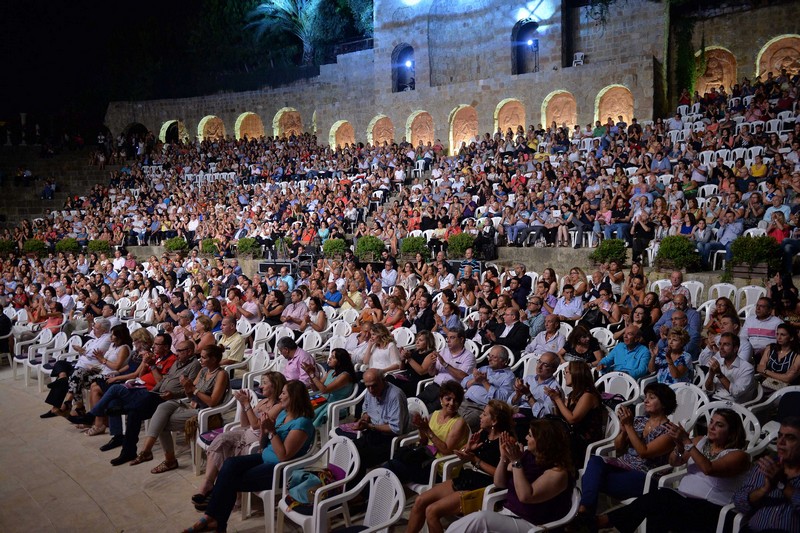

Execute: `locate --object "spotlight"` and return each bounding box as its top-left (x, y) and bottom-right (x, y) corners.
top-left (405, 60), bottom-right (413, 68)
top-left (527, 39), bottom-right (533, 46)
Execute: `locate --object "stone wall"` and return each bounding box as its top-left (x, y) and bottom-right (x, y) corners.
top-left (688, 2), bottom-right (800, 80)
top-left (106, 0), bottom-right (664, 150)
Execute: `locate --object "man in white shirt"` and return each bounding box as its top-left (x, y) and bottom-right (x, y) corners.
top-left (699, 315), bottom-right (753, 365)
top-left (417, 326), bottom-right (476, 412)
top-left (435, 262), bottom-right (455, 292)
top-left (705, 333), bottom-right (755, 403)
top-left (524, 314), bottom-right (566, 356)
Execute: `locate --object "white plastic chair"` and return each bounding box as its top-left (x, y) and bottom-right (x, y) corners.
top-left (330, 320), bottom-right (352, 339)
top-left (391, 327), bottom-right (415, 348)
top-left (590, 327), bottom-right (616, 353)
top-left (681, 280), bottom-right (705, 306)
top-left (276, 437), bottom-right (361, 533)
top-left (298, 329), bottom-right (324, 355)
top-left (668, 383), bottom-right (709, 425)
top-left (735, 285), bottom-right (766, 310)
top-left (340, 308), bottom-right (360, 325)
top-left (249, 322), bottom-right (274, 353)
top-left (650, 279), bottom-right (672, 295)
top-left (696, 299), bottom-right (715, 327)
top-left (11, 328), bottom-right (53, 380)
top-left (313, 468), bottom-right (405, 533)
top-left (28, 331), bottom-right (68, 391)
top-left (685, 400), bottom-right (762, 454)
top-left (708, 282), bottom-right (736, 302)
top-left (594, 372), bottom-right (640, 407)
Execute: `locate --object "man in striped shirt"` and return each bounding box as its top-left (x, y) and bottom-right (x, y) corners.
top-left (741, 297), bottom-right (783, 359)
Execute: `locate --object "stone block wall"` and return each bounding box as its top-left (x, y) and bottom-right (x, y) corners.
top-left (687, 2), bottom-right (800, 80)
top-left (105, 0), bottom-right (665, 151)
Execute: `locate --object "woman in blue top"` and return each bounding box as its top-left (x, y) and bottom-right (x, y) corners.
top-left (303, 348), bottom-right (357, 427)
top-left (182, 380), bottom-right (315, 533)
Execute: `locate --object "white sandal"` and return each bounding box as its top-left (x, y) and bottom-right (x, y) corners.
top-left (85, 425), bottom-right (107, 436)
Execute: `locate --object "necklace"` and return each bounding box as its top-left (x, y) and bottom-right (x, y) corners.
top-left (702, 439), bottom-right (722, 460)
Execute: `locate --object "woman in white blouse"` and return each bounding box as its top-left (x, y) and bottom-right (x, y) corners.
top-left (362, 323), bottom-right (401, 372)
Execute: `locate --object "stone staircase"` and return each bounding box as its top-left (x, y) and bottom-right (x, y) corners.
top-left (0, 146), bottom-right (114, 227)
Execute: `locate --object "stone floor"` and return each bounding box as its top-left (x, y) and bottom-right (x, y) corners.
top-left (0, 363), bottom-right (311, 533)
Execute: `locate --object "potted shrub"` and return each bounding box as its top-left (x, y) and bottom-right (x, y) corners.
top-left (588, 238), bottom-right (627, 266)
top-left (164, 237), bottom-right (189, 253)
top-left (200, 238), bottom-right (220, 256)
top-left (0, 239), bottom-right (16, 257)
top-left (400, 236), bottom-right (430, 260)
top-left (55, 237), bottom-right (81, 255)
top-left (235, 237), bottom-right (259, 257)
top-left (355, 235), bottom-right (386, 261)
top-left (728, 235), bottom-right (781, 280)
top-left (88, 239), bottom-right (112, 255)
top-left (23, 238), bottom-right (48, 257)
top-left (447, 233), bottom-right (475, 258)
top-left (654, 236), bottom-right (701, 272)
top-left (322, 238), bottom-right (347, 258)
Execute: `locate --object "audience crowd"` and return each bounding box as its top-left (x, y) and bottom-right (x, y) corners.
top-left (2, 70), bottom-right (800, 532)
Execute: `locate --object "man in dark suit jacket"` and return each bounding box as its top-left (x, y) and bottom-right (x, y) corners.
top-left (484, 308), bottom-right (530, 356)
top-left (412, 293), bottom-right (435, 333)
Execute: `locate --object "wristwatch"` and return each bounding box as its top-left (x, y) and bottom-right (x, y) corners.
top-left (512, 460), bottom-right (523, 468)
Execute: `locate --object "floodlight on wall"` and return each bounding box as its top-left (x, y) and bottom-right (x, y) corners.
top-left (527, 39), bottom-right (533, 46)
top-left (405, 60), bottom-right (413, 68)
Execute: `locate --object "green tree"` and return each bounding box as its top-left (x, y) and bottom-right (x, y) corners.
top-left (247, 0), bottom-right (347, 65)
top-left (345, 0), bottom-right (373, 37)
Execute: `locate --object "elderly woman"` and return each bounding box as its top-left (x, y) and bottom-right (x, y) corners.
top-left (191, 314), bottom-right (217, 355)
top-left (60, 322), bottom-right (132, 420)
top-left (192, 371), bottom-right (287, 508)
top-left (648, 326), bottom-right (694, 384)
top-left (130, 344), bottom-right (229, 473)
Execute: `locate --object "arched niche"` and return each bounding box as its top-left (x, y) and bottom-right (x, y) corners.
top-left (367, 115), bottom-right (394, 146)
top-left (329, 120), bottom-right (355, 148)
top-left (511, 19), bottom-right (539, 75)
top-left (448, 105), bottom-right (478, 156)
top-left (197, 115), bottom-right (225, 142)
top-left (159, 120), bottom-right (189, 143)
top-left (595, 85), bottom-right (634, 125)
top-left (406, 110), bottom-right (434, 148)
top-left (235, 112), bottom-right (264, 140)
top-left (757, 34), bottom-right (800, 77)
top-left (695, 47), bottom-right (737, 97)
top-left (391, 43), bottom-right (415, 92)
top-left (541, 90), bottom-right (577, 129)
top-left (123, 122), bottom-right (148, 139)
top-left (272, 107), bottom-right (303, 138)
top-left (494, 99), bottom-right (526, 135)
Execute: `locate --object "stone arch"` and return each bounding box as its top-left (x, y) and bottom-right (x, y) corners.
top-left (234, 112), bottom-right (264, 140)
top-left (511, 18), bottom-right (540, 75)
top-left (197, 115), bottom-right (225, 142)
top-left (406, 110), bottom-right (434, 148)
top-left (391, 43), bottom-right (415, 92)
top-left (694, 47), bottom-right (737, 97)
top-left (329, 120), bottom-right (355, 148)
top-left (272, 107), bottom-right (303, 138)
top-left (123, 122), bottom-right (148, 139)
top-left (494, 99), bottom-right (526, 135)
top-left (541, 90), bottom-right (577, 129)
top-left (367, 115), bottom-right (394, 146)
top-left (595, 85), bottom-right (634, 125)
top-left (159, 120), bottom-right (189, 143)
top-left (756, 34), bottom-right (800, 77)
top-left (448, 105), bottom-right (478, 156)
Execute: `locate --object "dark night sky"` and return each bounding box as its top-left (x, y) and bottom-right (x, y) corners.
top-left (1, 1), bottom-right (198, 132)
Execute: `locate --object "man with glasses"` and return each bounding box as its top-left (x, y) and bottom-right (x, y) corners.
top-left (508, 352), bottom-right (561, 438)
top-left (525, 297), bottom-right (546, 339)
top-left (465, 304), bottom-right (498, 345)
top-left (654, 307), bottom-right (702, 359)
top-left (417, 326), bottom-right (475, 412)
top-left (458, 345), bottom-right (515, 431)
top-left (483, 307), bottom-right (530, 357)
top-left (336, 369), bottom-right (409, 482)
top-left (524, 314), bottom-right (566, 357)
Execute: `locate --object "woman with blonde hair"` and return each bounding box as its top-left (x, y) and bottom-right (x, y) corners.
top-left (362, 323), bottom-right (401, 372)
